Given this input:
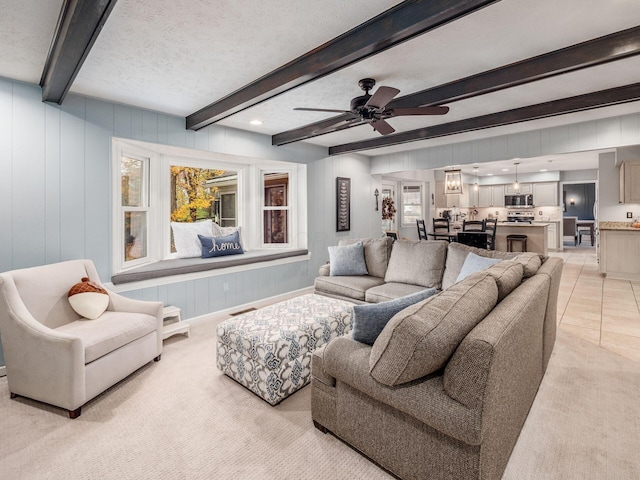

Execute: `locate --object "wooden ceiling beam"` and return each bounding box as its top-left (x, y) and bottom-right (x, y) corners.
top-left (273, 26), bottom-right (640, 146)
top-left (328, 83), bottom-right (640, 155)
top-left (41, 0), bottom-right (118, 104)
top-left (186, 0), bottom-right (499, 130)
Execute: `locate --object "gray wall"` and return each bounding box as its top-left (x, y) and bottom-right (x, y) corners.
top-left (0, 77), bottom-right (380, 366)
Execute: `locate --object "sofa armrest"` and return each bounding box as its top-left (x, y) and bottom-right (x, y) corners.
top-left (0, 281), bottom-right (85, 409)
top-left (311, 343), bottom-right (335, 387)
top-left (323, 336), bottom-right (483, 445)
top-left (318, 262), bottom-right (330, 276)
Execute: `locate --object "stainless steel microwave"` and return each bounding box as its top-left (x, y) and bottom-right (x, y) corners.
top-left (504, 194), bottom-right (534, 207)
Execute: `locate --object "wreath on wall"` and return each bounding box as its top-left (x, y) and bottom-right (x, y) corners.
top-left (382, 197), bottom-right (396, 220)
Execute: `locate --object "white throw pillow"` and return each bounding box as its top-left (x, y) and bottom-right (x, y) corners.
top-left (171, 220), bottom-right (214, 258)
top-left (213, 223), bottom-right (245, 250)
top-left (455, 252), bottom-right (503, 283)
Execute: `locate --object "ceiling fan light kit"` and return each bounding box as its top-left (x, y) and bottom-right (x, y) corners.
top-left (445, 169), bottom-right (463, 195)
top-left (294, 78), bottom-right (449, 137)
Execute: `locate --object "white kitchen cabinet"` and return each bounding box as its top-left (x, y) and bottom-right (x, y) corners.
top-left (505, 183), bottom-right (532, 194)
top-left (600, 230), bottom-right (640, 281)
top-left (533, 182), bottom-right (558, 206)
top-left (478, 185), bottom-right (505, 207)
top-left (619, 160), bottom-right (640, 204)
top-left (547, 222), bottom-right (558, 250)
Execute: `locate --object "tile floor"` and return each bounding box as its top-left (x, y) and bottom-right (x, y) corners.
top-left (551, 246), bottom-right (640, 363)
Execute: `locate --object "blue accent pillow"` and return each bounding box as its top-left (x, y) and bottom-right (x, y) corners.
top-left (198, 231), bottom-right (244, 258)
top-left (351, 288), bottom-right (438, 345)
top-left (328, 242), bottom-right (368, 276)
top-left (455, 252), bottom-right (502, 283)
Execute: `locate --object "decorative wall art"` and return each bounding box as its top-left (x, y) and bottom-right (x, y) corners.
top-left (336, 177), bottom-right (351, 232)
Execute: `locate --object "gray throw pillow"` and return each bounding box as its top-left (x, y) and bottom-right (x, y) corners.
top-left (384, 240), bottom-right (448, 289)
top-left (329, 242), bottom-right (368, 276)
top-left (351, 288), bottom-right (438, 346)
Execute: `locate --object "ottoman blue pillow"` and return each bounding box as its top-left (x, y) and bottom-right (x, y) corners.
top-left (351, 288), bottom-right (438, 345)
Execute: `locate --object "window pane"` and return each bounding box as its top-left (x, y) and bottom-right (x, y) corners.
top-left (124, 211), bottom-right (147, 261)
top-left (264, 210), bottom-right (288, 244)
top-left (170, 166), bottom-right (236, 223)
top-left (121, 156), bottom-right (144, 207)
top-left (403, 185), bottom-right (421, 205)
top-left (264, 173), bottom-right (288, 206)
top-left (403, 205), bottom-right (422, 225)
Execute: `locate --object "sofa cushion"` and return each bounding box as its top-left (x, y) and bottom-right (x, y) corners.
top-left (365, 282), bottom-right (431, 303)
top-left (351, 288), bottom-right (438, 346)
top-left (455, 252), bottom-right (502, 283)
top-left (384, 240), bottom-right (448, 289)
top-left (484, 261), bottom-right (524, 302)
top-left (369, 272), bottom-right (499, 386)
top-left (56, 311), bottom-right (158, 364)
top-left (443, 243), bottom-right (544, 290)
top-left (339, 237), bottom-right (393, 279)
top-left (329, 242), bottom-right (368, 276)
top-left (314, 275), bottom-right (385, 301)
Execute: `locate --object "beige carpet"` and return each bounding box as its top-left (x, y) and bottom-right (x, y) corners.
top-left (0, 323), bottom-right (638, 480)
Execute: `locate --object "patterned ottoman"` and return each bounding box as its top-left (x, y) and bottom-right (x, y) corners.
top-left (216, 293), bottom-right (354, 405)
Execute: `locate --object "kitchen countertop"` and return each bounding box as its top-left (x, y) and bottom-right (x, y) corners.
top-left (599, 221), bottom-right (640, 231)
top-left (496, 222), bottom-right (550, 227)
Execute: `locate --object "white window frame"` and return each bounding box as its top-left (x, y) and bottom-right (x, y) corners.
top-left (112, 143), bottom-right (160, 272)
top-left (161, 155), bottom-right (245, 259)
top-left (260, 168), bottom-right (297, 248)
top-left (111, 139), bottom-right (306, 275)
top-left (401, 182), bottom-right (424, 227)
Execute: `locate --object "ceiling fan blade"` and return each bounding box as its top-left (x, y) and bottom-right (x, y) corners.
top-left (388, 106), bottom-right (450, 116)
top-left (294, 107), bottom-right (352, 114)
top-left (365, 86), bottom-right (400, 109)
top-left (371, 119), bottom-right (395, 135)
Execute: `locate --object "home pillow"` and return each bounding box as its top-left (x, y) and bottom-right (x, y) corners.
top-left (198, 231), bottom-right (244, 258)
top-left (329, 242), bottom-right (368, 276)
top-left (339, 237), bottom-right (393, 278)
top-left (455, 252), bottom-right (502, 283)
top-left (68, 277), bottom-right (109, 320)
top-left (171, 220), bottom-right (214, 258)
top-left (351, 288), bottom-right (438, 346)
top-left (369, 271), bottom-right (498, 386)
top-left (384, 240), bottom-right (448, 289)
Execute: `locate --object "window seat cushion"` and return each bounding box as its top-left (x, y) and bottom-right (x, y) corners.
top-left (111, 249), bottom-right (308, 285)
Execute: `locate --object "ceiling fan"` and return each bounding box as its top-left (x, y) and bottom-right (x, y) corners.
top-left (294, 78), bottom-right (449, 136)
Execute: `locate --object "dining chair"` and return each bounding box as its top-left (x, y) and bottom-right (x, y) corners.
top-left (484, 218), bottom-right (497, 250)
top-left (462, 219), bottom-right (485, 232)
top-left (416, 219), bottom-right (428, 240)
top-left (563, 216), bottom-right (578, 246)
top-left (432, 218), bottom-right (451, 241)
top-left (456, 232), bottom-right (490, 249)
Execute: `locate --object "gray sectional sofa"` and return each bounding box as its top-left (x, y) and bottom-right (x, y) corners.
top-left (312, 238), bottom-right (564, 480)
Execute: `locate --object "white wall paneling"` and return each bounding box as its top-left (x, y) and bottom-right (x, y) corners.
top-left (0, 77), bottom-right (381, 367)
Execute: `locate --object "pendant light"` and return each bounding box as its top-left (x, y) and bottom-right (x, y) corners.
top-left (473, 167), bottom-right (479, 191)
top-left (513, 162), bottom-right (520, 191)
top-left (444, 169), bottom-right (463, 195)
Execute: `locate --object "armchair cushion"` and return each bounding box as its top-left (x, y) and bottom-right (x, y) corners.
top-left (56, 311), bottom-right (158, 364)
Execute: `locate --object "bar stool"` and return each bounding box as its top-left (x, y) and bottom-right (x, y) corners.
top-left (507, 234), bottom-right (527, 252)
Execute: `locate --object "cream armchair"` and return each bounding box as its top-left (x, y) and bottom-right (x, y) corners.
top-left (0, 259), bottom-right (163, 418)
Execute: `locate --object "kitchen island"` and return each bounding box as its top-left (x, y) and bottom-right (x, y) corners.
top-left (495, 222), bottom-right (549, 255)
top-left (599, 221), bottom-right (640, 281)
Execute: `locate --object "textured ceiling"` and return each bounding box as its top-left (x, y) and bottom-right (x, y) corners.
top-left (0, 0), bottom-right (639, 167)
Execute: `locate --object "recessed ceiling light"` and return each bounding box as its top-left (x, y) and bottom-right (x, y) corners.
top-left (486, 173), bottom-right (493, 176)
top-left (539, 168), bottom-right (548, 172)
top-left (501, 168), bottom-right (509, 172)
top-left (250, 119), bottom-right (263, 125)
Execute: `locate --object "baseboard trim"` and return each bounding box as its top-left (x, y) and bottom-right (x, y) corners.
top-left (182, 286), bottom-right (315, 326)
top-left (0, 365), bottom-right (6, 377)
